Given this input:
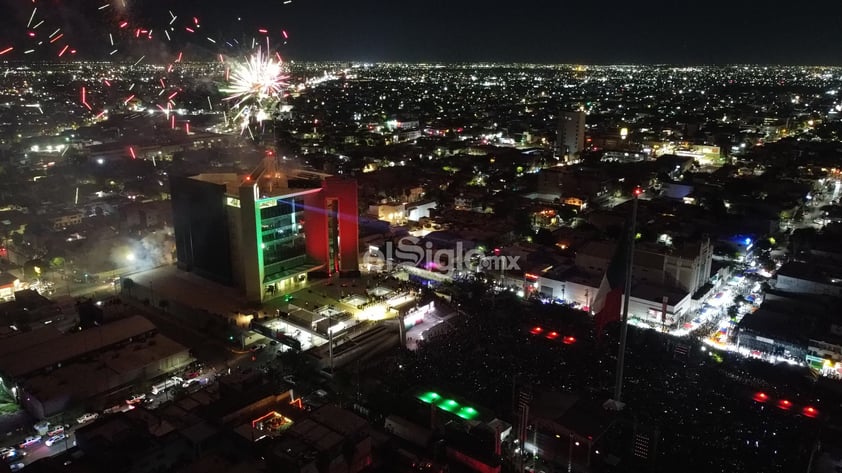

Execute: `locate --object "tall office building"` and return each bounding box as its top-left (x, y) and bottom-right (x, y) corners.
top-left (556, 111), bottom-right (586, 161)
top-left (172, 156), bottom-right (359, 303)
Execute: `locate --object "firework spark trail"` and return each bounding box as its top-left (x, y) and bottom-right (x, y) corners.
top-left (8, 0), bottom-right (297, 126)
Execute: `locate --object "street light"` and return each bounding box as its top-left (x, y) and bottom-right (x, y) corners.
top-left (126, 252), bottom-right (135, 262)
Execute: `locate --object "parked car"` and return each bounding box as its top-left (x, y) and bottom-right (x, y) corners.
top-left (45, 433), bottom-right (66, 447)
top-left (2, 448), bottom-right (25, 460)
top-left (126, 394), bottom-right (146, 404)
top-left (18, 435), bottom-right (41, 448)
top-left (76, 413), bottom-right (99, 424)
top-left (181, 378), bottom-right (201, 388)
top-left (9, 462), bottom-right (24, 472)
top-left (105, 404), bottom-right (135, 414)
top-left (46, 426), bottom-right (65, 437)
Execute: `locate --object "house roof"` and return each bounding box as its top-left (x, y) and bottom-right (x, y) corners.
top-left (0, 272), bottom-right (18, 287)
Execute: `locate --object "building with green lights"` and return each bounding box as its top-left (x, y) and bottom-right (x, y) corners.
top-left (172, 160), bottom-right (359, 303)
top-left (416, 391), bottom-right (481, 421)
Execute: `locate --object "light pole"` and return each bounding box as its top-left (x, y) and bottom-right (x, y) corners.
top-left (568, 433), bottom-right (574, 473)
top-left (328, 313), bottom-right (334, 372)
top-left (614, 186), bottom-right (641, 404)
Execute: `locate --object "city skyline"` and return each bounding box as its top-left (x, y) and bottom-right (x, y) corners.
top-left (1, 3), bottom-right (842, 471)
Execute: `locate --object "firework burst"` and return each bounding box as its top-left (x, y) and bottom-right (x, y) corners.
top-left (223, 49), bottom-right (288, 130)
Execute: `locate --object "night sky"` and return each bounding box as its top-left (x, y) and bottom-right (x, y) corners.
top-left (3, 0), bottom-right (842, 63)
top-left (242, 0), bottom-right (842, 64)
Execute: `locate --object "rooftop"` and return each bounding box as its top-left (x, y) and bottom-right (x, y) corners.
top-left (0, 272), bottom-right (19, 287)
top-left (632, 283), bottom-right (690, 306)
top-left (777, 261), bottom-right (842, 286)
top-left (0, 326), bottom-right (63, 359)
top-left (22, 332), bottom-right (188, 403)
top-left (738, 307), bottom-right (812, 344)
top-left (0, 315), bottom-right (157, 378)
top-left (191, 167), bottom-right (330, 200)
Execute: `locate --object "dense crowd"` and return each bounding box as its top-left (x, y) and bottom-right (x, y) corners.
top-left (368, 282), bottom-right (834, 472)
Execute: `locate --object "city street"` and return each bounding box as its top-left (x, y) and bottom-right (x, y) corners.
top-left (626, 178), bottom-right (842, 374)
top-left (16, 429), bottom-right (76, 467)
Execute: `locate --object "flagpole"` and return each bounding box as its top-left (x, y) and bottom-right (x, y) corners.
top-left (613, 187), bottom-right (641, 405)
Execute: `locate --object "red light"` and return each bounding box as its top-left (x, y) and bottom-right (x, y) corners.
top-left (633, 187), bottom-right (643, 197)
top-left (753, 392), bottom-right (769, 403)
top-left (803, 406), bottom-right (818, 418)
top-left (546, 331), bottom-right (559, 340)
top-left (563, 336), bottom-right (577, 345)
top-left (777, 399), bottom-right (792, 410)
top-left (530, 326), bottom-right (543, 335)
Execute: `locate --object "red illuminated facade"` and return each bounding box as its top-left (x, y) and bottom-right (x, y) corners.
top-left (303, 176), bottom-right (360, 276)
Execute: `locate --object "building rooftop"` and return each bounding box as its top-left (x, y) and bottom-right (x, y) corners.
top-left (0, 272), bottom-right (19, 287)
top-left (309, 404), bottom-right (368, 437)
top-left (22, 332), bottom-right (187, 403)
top-left (0, 326), bottom-right (63, 359)
top-left (0, 315), bottom-right (157, 378)
top-left (632, 283), bottom-right (690, 306)
top-left (191, 167), bottom-right (330, 200)
top-left (777, 261), bottom-right (842, 286)
top-left (738, 307), bottom-right (811, 344)
top-left (273, 405), bottom-right (368, 461)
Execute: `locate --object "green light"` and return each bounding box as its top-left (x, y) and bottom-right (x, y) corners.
top-left (437, 399), bottom-right (460, 413)
top-left (417, 391), bottom-right (441, 404)
top-left (456, 407), bottom-right (479, 420)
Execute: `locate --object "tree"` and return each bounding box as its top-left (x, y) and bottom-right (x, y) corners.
top-left (122, 278), bottom-right (135, 296)
top-left (50, 256), bottom-right (66, 271)
top-left (534, 228), bottom-right (556, 246)
top-left (512, 211), bottom-right (534, 238)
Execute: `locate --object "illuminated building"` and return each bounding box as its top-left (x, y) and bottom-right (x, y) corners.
top-left (556, 110), bottom-right (586, 161)
top-left (172, 154), bottom-right (359, 303)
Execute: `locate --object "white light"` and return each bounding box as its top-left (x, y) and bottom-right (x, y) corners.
top-left (126, 252), bottom-right (135, 262)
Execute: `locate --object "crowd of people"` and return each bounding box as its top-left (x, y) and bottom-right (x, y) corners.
top-left (365, 281), bottom-right (836, 472)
